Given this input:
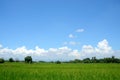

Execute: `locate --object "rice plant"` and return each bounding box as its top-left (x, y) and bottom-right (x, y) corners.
top-left (0, 63), bottom-right (120, 80)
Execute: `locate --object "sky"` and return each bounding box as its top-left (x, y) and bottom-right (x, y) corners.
top-left (0, 0), bottom-right (120, 61)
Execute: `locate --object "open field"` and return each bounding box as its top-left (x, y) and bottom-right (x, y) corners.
top-left (0, 63), bottom-right (120, 80)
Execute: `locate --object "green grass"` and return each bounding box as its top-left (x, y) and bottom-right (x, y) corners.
top-left (0, 63), bottom-right (120, 80)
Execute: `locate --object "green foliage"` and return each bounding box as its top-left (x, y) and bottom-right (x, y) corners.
top-left (25, 56), bottom-right (32, 63)
top-left (9, 58), bottom-right (14, 62)
top-left (69, 59), bottom-right (81, 63)
top-left (83, 58), bottom-right (91, 63)
top-left (103, 56), bottom-right (120, 63)
top-left (56, 60), bottom-right (61, 64)
top-left (0, 58), bottom-right (4, 63)
top-left (0, 63), bottom-right (120, 80)
top-left (91, 57), bottom-right (97, 63)
top-left (5, 56), bottom-right (120, 64)
top-left (68, 56), bottom-right (120, 63)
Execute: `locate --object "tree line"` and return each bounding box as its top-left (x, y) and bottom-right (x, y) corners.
top-left (0, 56), bottom-right (120, 64)
top-left (0, 56), bottom-right (32, 63)
top-left (68, 56), bottom-right (120, 63)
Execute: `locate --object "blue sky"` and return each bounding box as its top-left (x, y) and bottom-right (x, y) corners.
top-left (0, 0), bottom-right (120, 61)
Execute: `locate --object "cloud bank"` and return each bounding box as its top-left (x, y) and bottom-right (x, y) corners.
top-left (0, 39), bottom-right (119, 61)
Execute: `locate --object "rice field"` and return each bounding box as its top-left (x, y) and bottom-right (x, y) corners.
top-left (0, 63), bottom-right (120, 80)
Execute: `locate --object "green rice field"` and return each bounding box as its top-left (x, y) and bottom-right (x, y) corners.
top-left (0, 63), bottom-right (120, 80)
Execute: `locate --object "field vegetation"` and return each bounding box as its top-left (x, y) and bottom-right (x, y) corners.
top-left (0, 62), bottom-right (120, 80)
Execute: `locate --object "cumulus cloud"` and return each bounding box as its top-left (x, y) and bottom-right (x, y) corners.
top-left (0, 45), bottom-right (80, 61)
top-left (76, 29), bottom-right (84, 32)
top-left (81, 39), bottom-right (114, 59)
top-left (0, 39), bottom-right (119, 61)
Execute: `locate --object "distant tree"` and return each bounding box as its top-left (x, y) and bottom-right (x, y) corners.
top-left (25, 56), bottom-right (32, 63)
top-left (103, 57), bottom-right (115, 63)
top-left (39, 61), bottom-right (46, 63)
top-left (91, 57), bottom-right (97, 63)
top-left (83, 58), bottom-right (91, 63)
top-left (56, 60), bottom-right (61, 64)
top-left (0, 58), bottom-right (4, 63)
top-left (70, 59), bottom-right (81, 63)
top-left (66, 56), bottom-right (120, 63)
top-left (111, 56), bottom-right (120, 63)
top-left (115, 58), bottom-right (120, 63)
top-left (111, 56), bottom-right (115, 63)
top-left (98, 59), bottom-right (104, 63)
top-left (104, 58), bottom-right (111, 63)
top-left (9, 58), bottom-right (14, 62)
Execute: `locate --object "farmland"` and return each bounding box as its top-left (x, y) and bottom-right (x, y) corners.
top-left (0, 63), bottom-right (120, 80)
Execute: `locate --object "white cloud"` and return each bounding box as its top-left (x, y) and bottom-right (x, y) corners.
top-left (96, 39), bottom-right (113, 53)
top-left (0, 39), bottom-right (119, 61)
top-left (82, 45), bottom-right (94, 54)
top-left (81, 39), bottom-right (114, 59)
top-left (76, 29), bottom-right (84, 32)
top-left (68, 34), bottom-right (75, 38)
top-left (69, 50), bottom-right (81, 59)
top-left (0, 45), bottom-right (80, 61)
